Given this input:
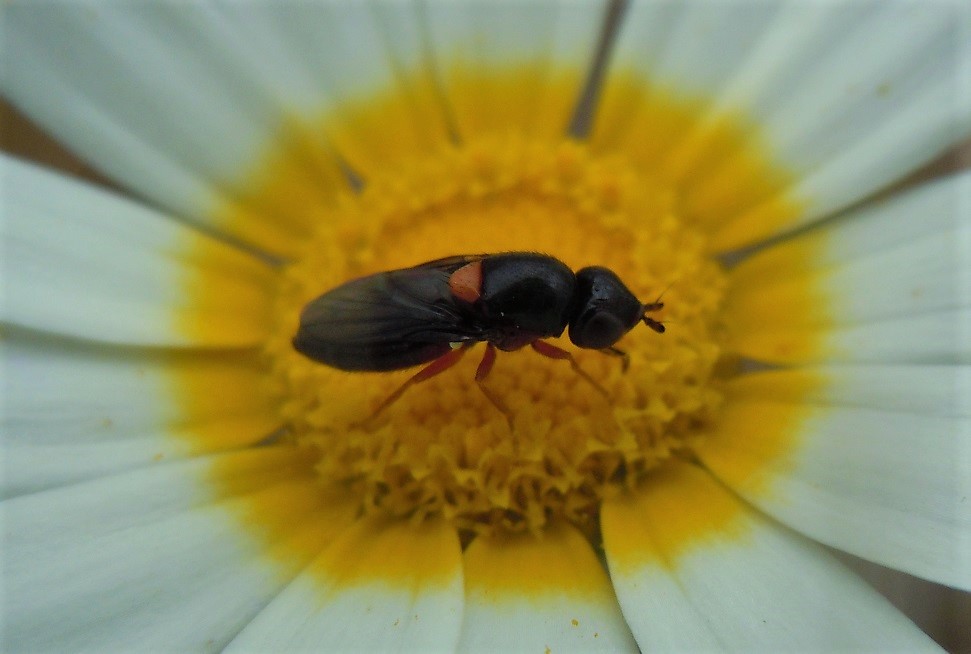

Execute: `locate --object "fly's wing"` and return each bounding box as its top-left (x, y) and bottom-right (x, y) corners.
top-left (292, 266), bottom-right (485, 372)
top-left (408, 253), bottom-right (489, 271)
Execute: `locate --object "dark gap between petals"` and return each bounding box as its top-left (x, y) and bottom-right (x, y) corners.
top-left (568, 0), bottom-right (629, 139)
top-left (414, 0), bottom-right (463, 145)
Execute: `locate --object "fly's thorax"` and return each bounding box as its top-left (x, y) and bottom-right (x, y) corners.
top-left (477, 253), bottom-right (576, 338)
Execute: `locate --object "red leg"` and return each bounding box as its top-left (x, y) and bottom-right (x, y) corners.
top-left (361, 345), bottom-right (470, 425)
top-left (599, 346), bottom-right (630, 373)
top-left (473, 343), bottom-right (513, 429)
top-left (475, 342), bottom-right (498, 382)
top-left (531, 341), bottom-right (609, 398)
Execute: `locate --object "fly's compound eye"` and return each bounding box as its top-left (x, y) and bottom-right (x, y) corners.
top-left (570, 309), bottom-right (629, 349)
top-left (568, 266), bottom-right (644, 349)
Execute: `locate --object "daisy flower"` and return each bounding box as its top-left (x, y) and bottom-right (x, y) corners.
top-left (3, 1), bottom-right (969, 651)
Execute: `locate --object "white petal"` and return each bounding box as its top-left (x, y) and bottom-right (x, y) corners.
top-left (613, 0), bottom-right (782, 99)
top-left (427, 0), bottom-right (605, 69)
top-left (5, 448), bottom-right (307, 555)
top-left (601, 501), bottom-right (722, 651)
top-left (3, 5), bottom-right (262, 223)
top-left (2, 448), bottom-right (351, 652)
top-left (230, 2), bottom-right (454, 178)
top-left (732, 309), bottom-right (969, 366)
top-left (609, 0), bottom-right (971, 249)
top-left (2, 332), bottom-right (277, 497)
top-left (727, 2), bottom-right (971, 245)
top-left (731, 226), bottom-right (966, 329)
top-left (226, 517), bottom-right (463, 653)
top-left (603, 462), bottom-right (941, 652)
top-left (831, 310), bottom-right (969, 364)
top-left (766, 77), bottom-right (970, 245)
top-left (731, 172), bottom-right (967, 282)
top-left (2, 156), bottom-right (275, 347)
top-left (457, 522), bottom-right (637, 653)
top-left (697, 384), bottom-right (971, 590)
top-left (725, 363), bottom-right (970, 417)
top-left (726, 173), bottom-right (970, 365)
top-left (424, 0), bottom-right (606, 139)
top-left (2, 3), bottom-right (353, 250)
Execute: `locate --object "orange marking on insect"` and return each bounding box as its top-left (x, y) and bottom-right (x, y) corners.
top-left (449, 261), bottom-right (483, 303)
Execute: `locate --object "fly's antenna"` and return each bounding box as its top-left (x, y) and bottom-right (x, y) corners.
top-left (641, 283), bottom-right (671, 334)
top-left (641, 310), bottom-right (666, 333)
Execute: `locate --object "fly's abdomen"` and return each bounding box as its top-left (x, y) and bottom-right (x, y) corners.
top-left (292, 332), bottom-right (453, 372)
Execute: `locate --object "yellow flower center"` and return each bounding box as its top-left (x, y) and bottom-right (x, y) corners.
top-left (177, 68), bottom-right (816, 574)
top-left (266, 136), bottom-right (728, 541)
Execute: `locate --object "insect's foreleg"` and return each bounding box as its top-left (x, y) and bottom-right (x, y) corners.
top-left (598, 346), bottom-right (630, 373)
top-left (530, 340), bottom-right (609, 398)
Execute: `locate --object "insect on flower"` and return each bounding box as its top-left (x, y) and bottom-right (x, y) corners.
top-left (293, 253), bottom-right (665, 424)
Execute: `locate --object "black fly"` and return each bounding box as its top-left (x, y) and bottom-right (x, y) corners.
top-left (293, 253), bottom-right (665, 425)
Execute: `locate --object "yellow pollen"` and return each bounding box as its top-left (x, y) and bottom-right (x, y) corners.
top-left (267, 136), bottom-right (728, 541)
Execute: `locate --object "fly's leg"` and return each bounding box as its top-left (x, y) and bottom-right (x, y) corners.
top-left (358, 344), bottom-right (470, 426)
top-left (474, 343), bottom-right (514, 430)
top-left (598, 346), bottom-right (630, 373)
top-left (531, 340), bottom-right (609, 398)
